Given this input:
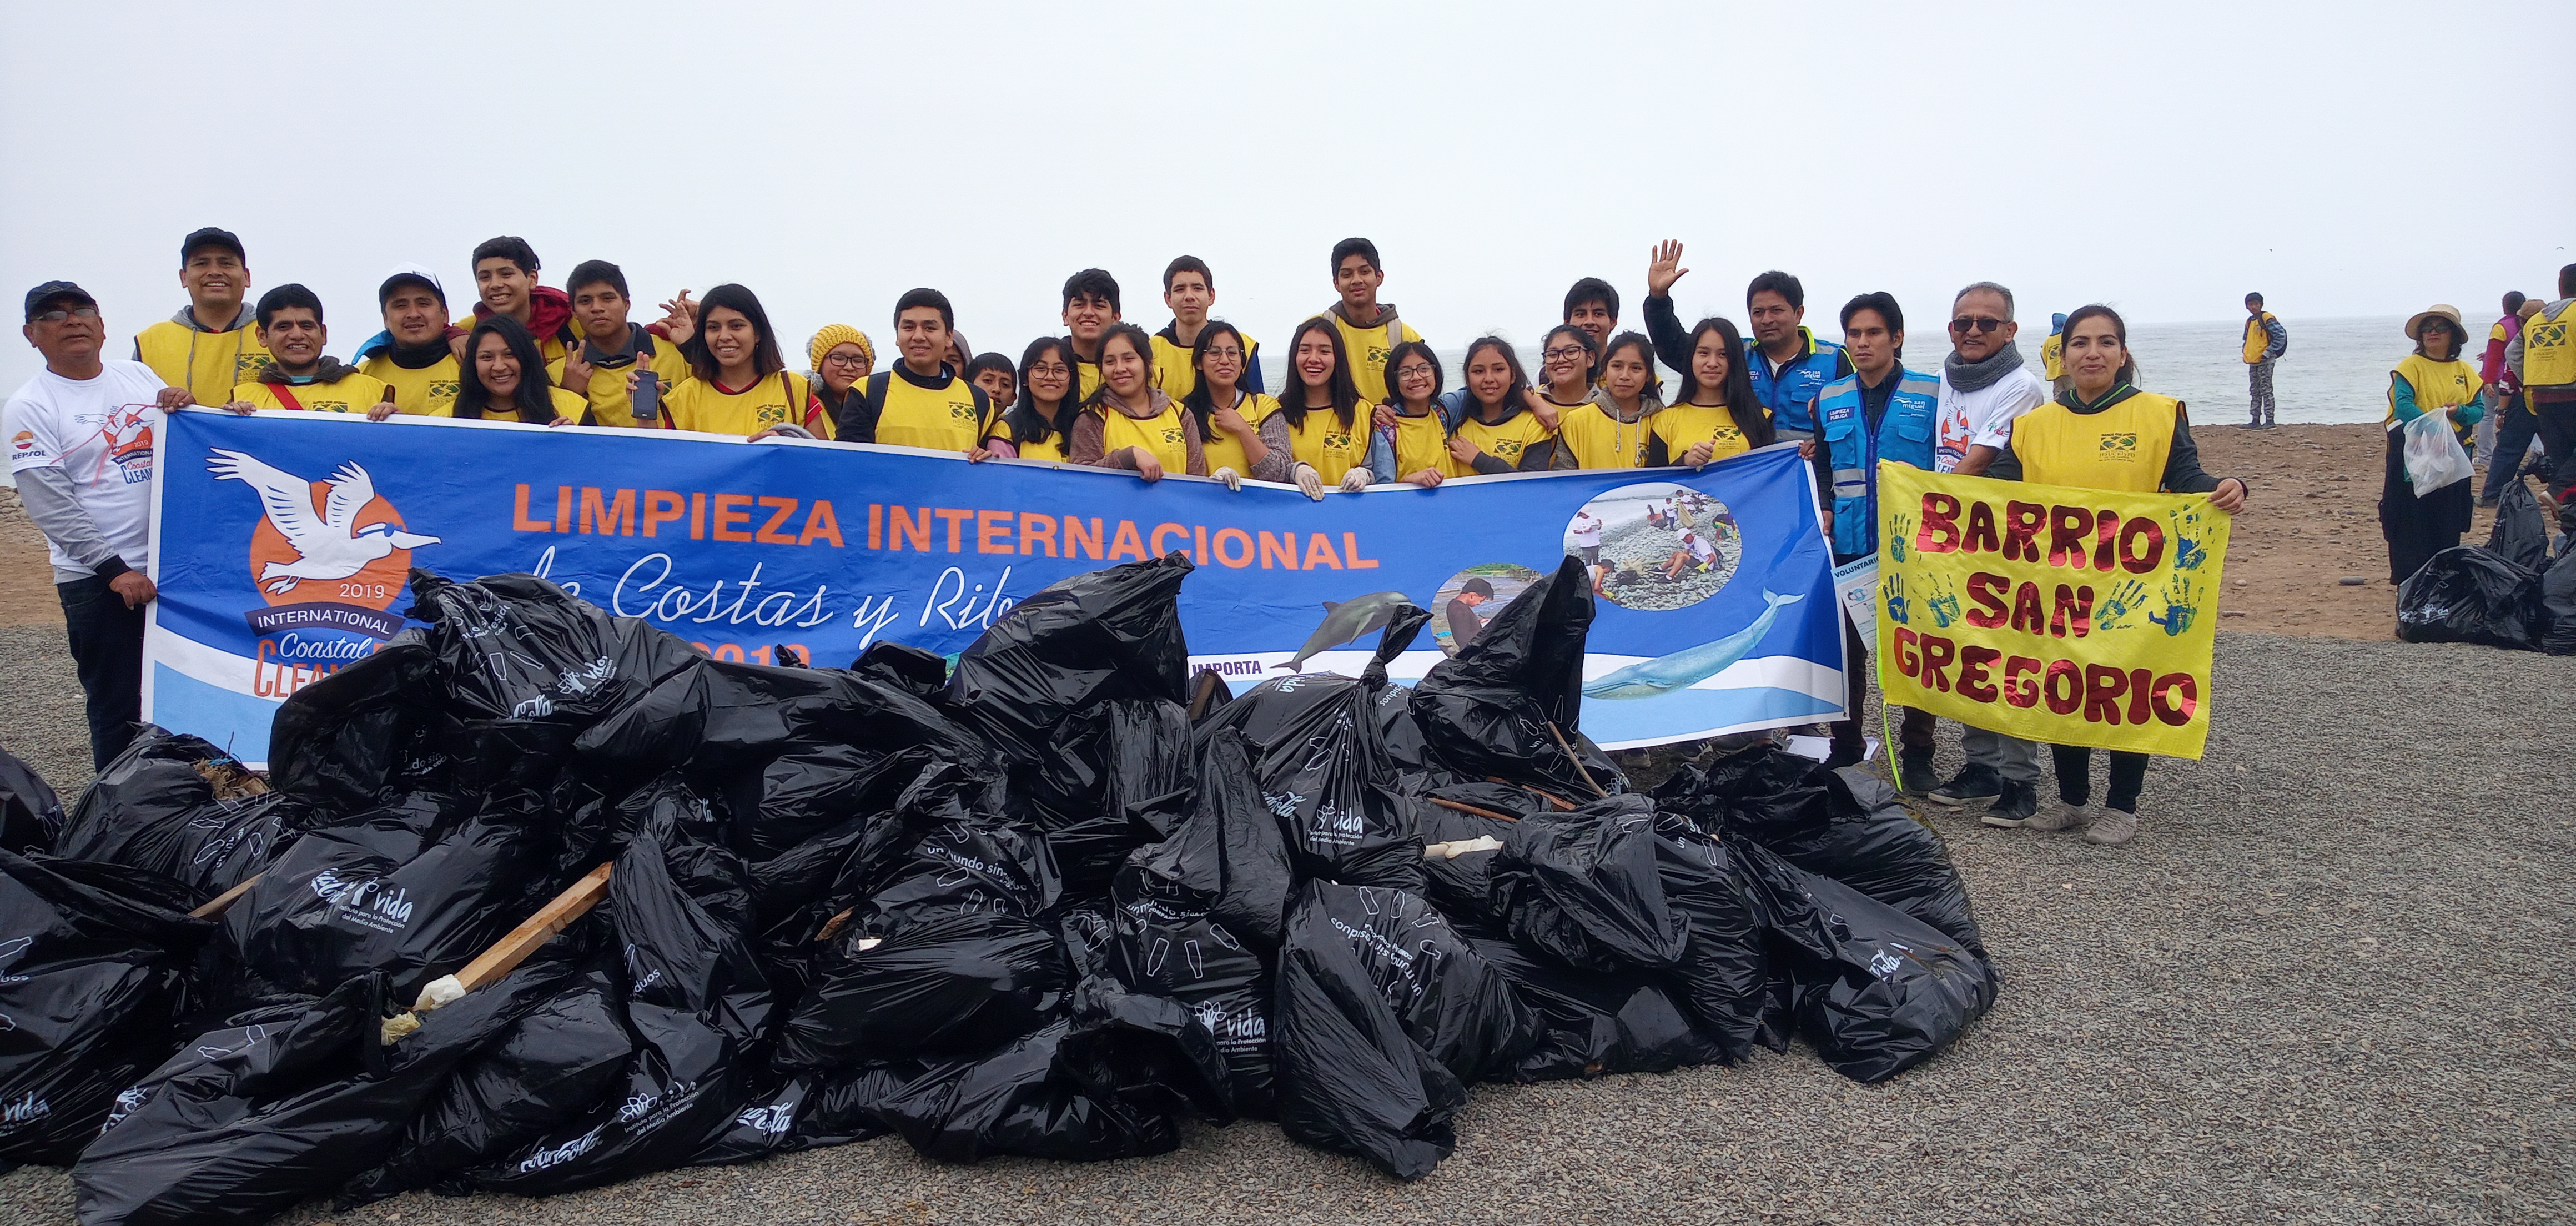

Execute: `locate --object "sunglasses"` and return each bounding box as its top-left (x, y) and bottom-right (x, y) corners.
top-left (31, 306), bottom-right (99, 324)
top-left (1948, 317), bottom-right (2004, 334)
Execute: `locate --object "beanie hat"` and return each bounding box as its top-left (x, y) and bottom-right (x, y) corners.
top-left (808, 324), bottom-right (873, 372)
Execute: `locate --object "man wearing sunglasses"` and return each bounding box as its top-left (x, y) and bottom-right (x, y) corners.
top-left (8, 282), bottom-right (197, 768)
top-left (1919, 280), bottom-right (2050, 815)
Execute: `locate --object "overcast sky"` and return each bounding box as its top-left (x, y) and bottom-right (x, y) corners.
top-left (5, 1), bottom-right (2569, 392)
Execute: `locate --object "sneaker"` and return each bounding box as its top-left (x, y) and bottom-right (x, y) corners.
top-left (2025, 797), bottom-right (2093, 832)
top-left (2081, 806), bottom-right (2140, 846)
top-left (1896, 748), bottom-right (1938, 796)
top-left (1979, 781), bottom-right (2040, 827)
top-left (1926, 764), bottom-right (2003, 807)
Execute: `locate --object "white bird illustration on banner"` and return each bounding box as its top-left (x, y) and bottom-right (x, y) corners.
top-left (207, 449), bottom-right (442, 594)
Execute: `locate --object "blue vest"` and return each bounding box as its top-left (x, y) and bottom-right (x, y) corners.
top-left (1745, 328), bottom-right (1844, 435)
top-left (1817, 367), bottom-right (1939, 558)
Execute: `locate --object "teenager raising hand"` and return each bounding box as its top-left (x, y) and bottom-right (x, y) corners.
top-left (654, 283), bottom-right (831, 439)
top-left (1069, 323), bottom-right (1206, 481)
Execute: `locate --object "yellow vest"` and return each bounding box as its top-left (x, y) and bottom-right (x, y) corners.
top-left (230, 372), bottom-right (393, 416)
top-left (1387, 407), bottom-right (1449, 479)
top-left (2242, 312), bottom-right (2277, 363)
top-left (666, 371), bottom-right (824, 438)
top-left (1651, 403), bottom-right (1756, 464)
top-left (2522, 303), bottom-right (2576, 387)
top-left (453, 385), bottom-right (587, 423)
top-left (1015, 428), bottom-right (1068, 463)
top-left (136, 319), bottom-right (268, 405)
top-left (870, 370), bottom-right (988, 451)
top-left (1446, 409), bottom-right (1556, 478)
top-left (1093, 399), bottom-right (1193, 474)
top-left (544, 334), bottom-right (691, 424)
top-left (1326, 311), bottom-right (1421, 405)
top-left (1555, 400), bottom-right (1653, 470)
top-left (2041, 333), bottom-right (2064, 381)
top-left (1075, 358), bottom-right (1103, 403)
top-left (2386, 355), bottom-right (2483, 440)
top-left (1150, 329), bottom-right (1260, 401)
top-left (1282, 404), bottom-right (1368, 485)
top-left (1197, 391), bottom-right (1276, 475)
top-left (2011, 390), bottom-right (2183, 493)
top-left (356, 353), bottom-right (462, 417)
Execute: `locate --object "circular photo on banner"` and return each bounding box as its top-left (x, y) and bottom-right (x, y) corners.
top-left (1567, 480), bottom-right (1741, 611)
top-left (1431, 564), bottom-right (1541, 656)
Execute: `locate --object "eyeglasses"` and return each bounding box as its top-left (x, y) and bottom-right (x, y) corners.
top-left (822, 353), bottom-right (871, 368)
top-left (32, 306), bottom-right (99, 324)
top-left (1028, 363), bottom-right (1071, 377)
top-left (1395, 365), bottom-right (1434, 380)
top-left (1948, 317), bottom-right (2003, 334)
top-left (1203, 347), bottom-right (1244, 361)
top-left (1543, 345), bottom-right (1589, 361)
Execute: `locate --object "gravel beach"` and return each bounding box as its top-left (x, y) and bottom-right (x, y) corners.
top-left (3, 628), bottom-right (2568, 1225)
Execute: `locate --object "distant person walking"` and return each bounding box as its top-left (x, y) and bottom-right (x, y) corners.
top-left (2241, 292), bottom-right (2287, 428)
top-left (2478, 290), bottom-right (2537, 507)
top-left (2379, 305), bottom-right (2484, 584)
top-left (2507, 264), bottom-right (2576, 503)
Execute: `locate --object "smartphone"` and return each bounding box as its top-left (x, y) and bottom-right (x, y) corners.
top-left (630, 371), bottom-right (660, 425)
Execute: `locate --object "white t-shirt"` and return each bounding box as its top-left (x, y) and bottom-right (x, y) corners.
top-left (1569, 514), bottom-right (1602, 547)
top-left (1685, 534), bottom-right (1717, 563)
top-left (1933, 364), bottom-right (2048, 473)
top-left (5, 360), bottom-right (167, 575)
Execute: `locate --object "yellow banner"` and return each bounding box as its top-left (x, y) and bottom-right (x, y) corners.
top-left (1874, 464), bottom-right (2231, 759)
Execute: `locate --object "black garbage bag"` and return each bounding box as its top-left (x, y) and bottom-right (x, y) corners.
top-left (2396, 545), bottom-right (2542, 650)
top-left (2542, 549), bottom-right (2576, 656)
top-left (1410, 555), bottom-right (1623, 799)
top-left (945, 552), bottom-right (1194, 768)
top-left (1023, 696), bottom-right (1195, 895)
top-left (1123, 730), bottom-right (1292, 948)
top-left (1198, 605), bottom-right (1433, 892)
top-left (53, 726), bottom-right (290, 896)
top-left (864, 1022), bottom-right (1178, 1164)
top-left (851, 640), bottom-right (950, 700)
top-left (264, 636), bottom-right (440, 812)
top-left (0, 744), bottom-right (65, 853)
top-left (0, 850), bottom-right (212, 1164)
top-left (1270, 883), bottom-right (1471, 1181)
top-left (71, 967), bottom-right (554, 1226)
top-left (1650, 813), bottom-right (1769, 1063)
top-left (1466, 937), bottom-right (1724, 1081)
top-left (408, 571), bottom-right (698, 725)
top-left (1489, 796), bottom-right (1688, 973)
top-left (1736, 842), bottom-right (1994, 1083)
top-left (1411, 798), bottom-right (1515, 931)
top-left (778, 912), bottom-right (1068, 1067)
top-left (2488, 476), bottom-right (2549, 571)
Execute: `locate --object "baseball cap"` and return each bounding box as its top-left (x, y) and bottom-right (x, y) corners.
top-left (180, 227), bottom-right (246, 264)
top-left (24, 280), bottom-right (97, 322)
top-left (378, 262), bottom-right (447, 308)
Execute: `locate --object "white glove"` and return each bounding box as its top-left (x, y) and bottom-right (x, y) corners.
top-left (1213, 466), bottom-right (1242, 491)
top-left (1339, 467), bottom-right (1374, 492)
top-left (1293, 463), bottom-right (1325, 501)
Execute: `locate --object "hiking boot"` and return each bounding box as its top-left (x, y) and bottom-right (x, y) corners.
top-left (2081, 806), bottom-right (2140, 846)
top-left (1926, 764), bottom-right (2003, 807)
top-left (1979, 780), bottom-right (2040, 827)
top-left (2025, 797), bottom-right (2093, 833)
top-left (1896, 747), bottom-right (1938, 796)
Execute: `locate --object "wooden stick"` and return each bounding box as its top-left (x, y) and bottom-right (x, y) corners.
top-left (1186, 669), bottom-right (1223, 721)
top-left (1547, 721), bottom-right (1608, 798)
top-left (188, 873), bottom-right (262, 920)
top-left (445, 861), bottom-right (613, 996)
top-left (816, 907), bottom-right (855, 943)
top-left (1430, 797), bottom-right (1519, 823)
top-left (1490, 777), bottom-right (1574, 811)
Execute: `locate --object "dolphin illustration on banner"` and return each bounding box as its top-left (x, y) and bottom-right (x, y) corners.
top-left (1581, 590), bottom-right (1803, 699)
top-left (1275, 590), bottom-right (1413, 672)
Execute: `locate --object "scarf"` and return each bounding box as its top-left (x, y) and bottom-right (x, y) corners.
top-left (256, 356), bottom-right (363, 385)
top-left (1944, 342), bottom-right (2029, 393)
top-left (521, 284), bottom-right (574, 342)
top-left (387, 336), bottom-right (454, 369)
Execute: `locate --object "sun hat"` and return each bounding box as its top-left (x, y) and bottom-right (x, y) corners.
top-left (2403, 304), bottom-right (2464, 340)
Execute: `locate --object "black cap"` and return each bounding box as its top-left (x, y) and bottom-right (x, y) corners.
top-left (180, 227), bottom-right (245, 264)
top-left (24, 280), bottom-right (96, 322)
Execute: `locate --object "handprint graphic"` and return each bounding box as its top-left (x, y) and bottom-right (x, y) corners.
top-left (2170, 506), bottom-right (2210, 571)
top-left (1888, 510), bottom-right (1914, 563)
top-left (2096, 578), bottom-right (2150, 630)
top-left (1884, 573), bottom-right (1911, 626)
top-left (2148, 575), bottom-right (2200, 637)
top-left (1926, 573), bottom-right (1963, 629)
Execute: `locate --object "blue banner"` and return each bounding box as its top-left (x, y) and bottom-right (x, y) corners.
top-left (145, 411), bottom-right (1844, 766)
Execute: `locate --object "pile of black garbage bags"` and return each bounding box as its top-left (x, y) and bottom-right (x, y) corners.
top-left (2398, 480), bottom-right (2576, 652)
top-left (0, 552), bottom-right (1995, 1224)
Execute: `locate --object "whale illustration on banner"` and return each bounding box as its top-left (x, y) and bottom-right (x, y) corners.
top-left (1581, 590), bottom-right (1804, 699)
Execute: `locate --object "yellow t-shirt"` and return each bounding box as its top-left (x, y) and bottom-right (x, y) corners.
top-left (1386, 407), bottom-right (1449, 479)
top-left (866, 369), bottom-right (990, 451)
top-left (1093, 400), bottom-right (1193, 474)
top-left (1651, 403), bottom-right (1756, 465)
top-left (1150, 328), bottom-right (1261, 401)
top-left (544, 334), bottom-right (691, 424)
top-left (2041, 333), bottom-right (2065, 382)
top-left (1554, 400), bottom-right (1653, 470)
top-left (1075, 357), bottom-right (1103, 403)
top-left (665, 371), bottom-right (827, 438)
top-left (229, 373), bottom-right (393, 415)
top-left (1326, 311), bottom-right (1421, 405)
top-left (2010, 391), bottom-right (2183, 493)
top-left (356, 353), bottom-right (462, 418)
top-left (1281, 404), bottom-right (1369, 485)
top-left (452, 385), bottom-right (587, 423)
top-left (1196, 391), bottom-right (1277, 475)
top-left (1446, 409), bottom-right (1556, 478)
top-left (135, 319), bottom-right (267, 405)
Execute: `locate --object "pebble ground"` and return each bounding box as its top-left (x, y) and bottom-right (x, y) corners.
top-left (3, 628), bottom-right (2568, 1225)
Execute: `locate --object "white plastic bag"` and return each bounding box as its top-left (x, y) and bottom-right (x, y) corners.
top-left (2401, 409), bottom-right (2473, 492)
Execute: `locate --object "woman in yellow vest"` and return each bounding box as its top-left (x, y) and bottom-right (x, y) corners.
top-left (453, 316), bottom-right (587, 424)
top-left (2378, 304), bottom-right (2485, 584)
top-left (1181, 321), bottom-right (1296, 489)
top-left (1983, 303), bottom-right (2246, 848)
top-left (1445, 336), bottom-right (1565, 477)
top-left (654, 283), bottom-right (830, 439)
top-left (1275, 316), bottom-right (1386, 497)
top-left (982, 336), bottom-right (1081, 461)
top-left (1647, 317), bottom-right (1774, 466)
top-left (1380, 341), bottom-right (1452, 487)
top-left (1066, 324), bottom-right (1205, 481)
top-left (1556, 331), bottom-right (1660, 470)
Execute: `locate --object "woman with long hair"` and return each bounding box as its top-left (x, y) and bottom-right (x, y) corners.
top-left (1276, 316), bottom-right (1390, 496)
top-left (1555, 330), bottom-right (1658, 469)
top-left (1648, 317), bottom-right (1774, 466)
top-left (1378, 340), bottom-right (1450, 487)
top-left (1181, 320), bottom-right (1296, 487)
top-left (655, 283), bottom-right (830, 438)
top-left (982, 335), bottom-right (1081, 461)
top-left (1980, 303), bottom-right (2246, 847)
top-left (2379, 305), bottom-right (2486, 584)
top-left (1444, 336), bottom-right (1565, 475)
top-left (1066, 323), bottom-right (1205, 481)
top-left (455, 314), bottom-right (586, 424)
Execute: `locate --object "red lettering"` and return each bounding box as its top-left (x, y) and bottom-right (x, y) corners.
top-left (2127, 667), bottom-right (2153, 725)
top-left (2011, 581), bottom-right (2047, 635)
top-left (1964, 500), bottom-right (2001, 554)
top-left (2082, 664), bottom-right (2128, 724)
top-left (2047, 504), bottom-right (2091, 568)
top-left (2003, 655), bottom-right (2042, 708)
top-left (2042, 660), bottom-right (2083, 715)
top-left (512, 484), bottom-right (552, 532)
top-left (712, 494), bottom-right (754, 542)
top-left (2117, 516), bottom-right (2165, 574)
top-left (1966, 572), bottom-right (2011, 628)
top-left (1891, 626), bottom-right (1919, 677)
top-left (2002, 500), bottom-right (2045, 562)
top-left (2151, 673), bottom-right (2198, 725)
top-left (1919, 634), bottom-right (1957, 692)
top-left (2092, 508), bottom-right (2120, 571)
top-left (1958, 646), bottom-right (2001, 703)
top-left (1916, 492), bottom-right (1962, 554)
top-left (2050, 584), bottom-right (2094, 639)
